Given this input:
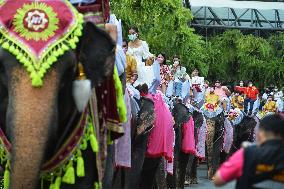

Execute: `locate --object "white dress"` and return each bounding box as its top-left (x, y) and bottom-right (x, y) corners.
top-left (127, 41), bottom-right (155, 87)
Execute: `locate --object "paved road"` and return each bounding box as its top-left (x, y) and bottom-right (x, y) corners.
top-left (185, 165), bottom-right (235, 189)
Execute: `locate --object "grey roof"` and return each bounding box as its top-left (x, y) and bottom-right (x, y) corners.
top-left (190, 0), bottom-right (284, 10)
top-left (190, 0), bottom-right (284, 30)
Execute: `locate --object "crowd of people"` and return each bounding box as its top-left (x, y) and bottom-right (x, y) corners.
top-left (71, 1), bottom-right (284, 188)
top-left (122, 26), bottom-right (284, 117)
top-left (114, 23), bottom-right (284, 188)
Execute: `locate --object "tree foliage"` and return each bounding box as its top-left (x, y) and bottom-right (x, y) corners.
top-left (110, 1), bottom-right (284, 87)
top-left (110, 0), bottom-right (209, 76)
top-left (206, 30), bottom-right (284, 87)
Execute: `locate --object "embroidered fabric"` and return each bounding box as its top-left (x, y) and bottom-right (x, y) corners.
top-left (196, 115), bottom-right (206, 159)
top-left (223, 118), bottom-right (234, 153)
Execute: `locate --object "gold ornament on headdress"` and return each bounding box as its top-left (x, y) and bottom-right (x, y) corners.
top-left (77, 62), bottom-right (86, 80)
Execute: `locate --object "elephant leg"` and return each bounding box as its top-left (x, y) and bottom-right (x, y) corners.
top-left (185, 155), bottom-right (198, 185)
top-left (112, 168), bottom-right (127, 189)
top-left (125, 134), bottom-right (149, 189)
top-left (140, 157), bottom-right (162, 189)
top-left (212, 135), bottom-right (223, 174)
top-left (102, 144), bottom-right (115, 189)
top-left (206, 119), bottom-right (216, 179)
top-left (177, 152), bottom-right (190, 189)
top-left (167, 127), bottom-right (182, 189)
top-left (211, 115), bottom-right (225, 175)
top-left (155, 159), bottom-right (167, 189)
top-left (189, 156), bottom-right (198, 184)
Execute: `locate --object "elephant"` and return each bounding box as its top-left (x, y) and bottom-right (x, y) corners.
top-left (166, 101), bottom-right (191, 189)
top-left (185, 109), bottom-right (204, 185)
top-left (166, 101), bottom-right (205, 188)
top-left (110, 92), bottom-right (155, 189)
top-left (204, 113), bottom-right (225, 179)
top-left (230, 115), bottom-right (257, 155)
top-left (0, 21), bottom-right (116, 189)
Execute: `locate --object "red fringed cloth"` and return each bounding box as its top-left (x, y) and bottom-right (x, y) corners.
top-left (96, 76), bottom-right (124, 140)
top-left (74, 0), bottom-right (110, 27)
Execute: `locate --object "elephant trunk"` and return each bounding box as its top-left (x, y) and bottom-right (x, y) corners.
top-left (8, 69), bottom-right (59, 189)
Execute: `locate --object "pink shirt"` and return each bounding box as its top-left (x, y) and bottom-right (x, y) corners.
top-left (219, 149), bottom-right (244, 182)
top-left (215, 87), bottom-right (227, 99)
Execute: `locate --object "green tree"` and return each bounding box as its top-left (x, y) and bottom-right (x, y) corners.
top-left (206, 30), bottom-right (243, 83)
top-left (110, 0), bottom-right (209, 76)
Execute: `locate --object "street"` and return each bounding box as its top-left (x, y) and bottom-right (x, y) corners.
top-left (185, 165), bottom-right (235, 189)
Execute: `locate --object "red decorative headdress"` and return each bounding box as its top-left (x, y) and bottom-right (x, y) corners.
top-left (0, 0), bottom-right (84, 86)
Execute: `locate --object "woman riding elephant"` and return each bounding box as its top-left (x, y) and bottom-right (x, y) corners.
top-left (0, 1), bottom-right (119, 189)
top-left (201, 87), bottom-right (225, 179)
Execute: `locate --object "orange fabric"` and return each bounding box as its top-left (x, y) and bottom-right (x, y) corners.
top-left (244, 86), bottom-right (259, 100)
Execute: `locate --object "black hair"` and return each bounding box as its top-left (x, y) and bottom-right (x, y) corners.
top-left (259, 114), bottom-right (284, 139)
top-left (129, 26), bottom-right (139, 33)
top-left (122, 38), bottom-right (128, 43)
top-left (140, 83), bottom-right (149, 94)
top-left (173, 55), bottom-right (180, 59)
top-left (215, 80), bottom-right (221, 83)
top-left (158, 53), bottom-right (167, 64)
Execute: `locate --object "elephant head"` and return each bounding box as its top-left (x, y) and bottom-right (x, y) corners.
top-left (0, 22), bottom-right (115, 189)
top-left (232, 116), bottom-right (257, 152)
top-left (172, 102), bottom-right (190, 128)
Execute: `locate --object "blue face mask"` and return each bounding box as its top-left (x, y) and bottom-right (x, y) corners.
top-left (128, 34), bottom-right (137, 41)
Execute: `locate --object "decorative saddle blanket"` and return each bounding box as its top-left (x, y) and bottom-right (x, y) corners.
top-left (0, 0), bottom-right (83, 87)
top-left (201, 103), bottom-right (223, 118)
top-left (228, 108), bottom-right (244, 126)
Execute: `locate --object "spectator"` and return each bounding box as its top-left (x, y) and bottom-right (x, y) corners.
top-left (234, 80), bottom-right (246, 94)
top-left (171, 55), bottom-right (187, 97)
top-left (244, 81), bottom-right (259, 115)
top-left (263, 95), bottom-right (278, 114)
top-left (122, 40), bottom-right (138, 84)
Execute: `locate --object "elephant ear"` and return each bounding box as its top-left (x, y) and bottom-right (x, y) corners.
top-left (78, 22), bottom-right (116, 87)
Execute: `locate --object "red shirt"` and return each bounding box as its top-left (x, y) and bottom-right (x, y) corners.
top-left (244, 86), bottom-right (259, 100)
top-left (234, 86), bottom-right (246, 94)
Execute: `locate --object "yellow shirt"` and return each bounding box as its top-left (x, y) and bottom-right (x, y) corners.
top-left (125, 54), bottom-right (137, 83)
top-left (205, 93), bottom-right (220, 105)
top-left (231, 96), bottom-right (244, 110)
top-left (263, 100), bottom-right (277, 113)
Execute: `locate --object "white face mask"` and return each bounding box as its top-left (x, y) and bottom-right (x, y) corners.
top-left (173, 61), bottom-right (179, 67)
top-left (157, 57), bottom-right (164, 64)
top-left (128, 34), bottom-right (137, 41)
top-left (249, 84), bottom-right (253, 87)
